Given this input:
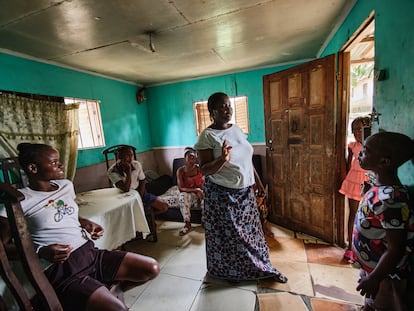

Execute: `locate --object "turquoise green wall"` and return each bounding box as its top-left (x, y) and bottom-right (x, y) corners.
top-left (321, 0), bottom-right (414, 186)
top-left (147, 64), bottom-right (297, 147)
top-left (374, 0), bottom-right (414, 186)
top-left (0, 53), bottom-right (152, 168)
top-left (2, 0), bottom-right (414, 185)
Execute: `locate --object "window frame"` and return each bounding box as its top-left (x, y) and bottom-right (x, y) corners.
top-left (64, 97), bottom-right (105, 150)
top-left (193, 95), bottom-right (250, 136)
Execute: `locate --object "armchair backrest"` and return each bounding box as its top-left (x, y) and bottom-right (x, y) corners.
top-left (0, 157), bottom-right (28, 188)
top-left (172, 158), bottom-right (185, 186)
top-left (0, 157), bottom-right (63, 310)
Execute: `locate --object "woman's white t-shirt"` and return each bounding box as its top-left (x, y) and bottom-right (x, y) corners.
top-left (195, 124), bottom-right (255, 189)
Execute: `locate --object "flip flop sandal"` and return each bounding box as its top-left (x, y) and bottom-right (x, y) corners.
top-left (270, 272), bottom-right (288, 283)
top-left (179, 226), bottom-right (191, 236)
top-left (343, 250), bottom-right (355, 263)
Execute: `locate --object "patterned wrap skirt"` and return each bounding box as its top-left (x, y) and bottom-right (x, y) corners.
top-left (203, 178), bottom-right (283, 281)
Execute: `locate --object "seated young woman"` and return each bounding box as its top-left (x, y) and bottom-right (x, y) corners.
top-left (0, 143), bottom-right (160, 311)
top-left (107, 145), bottom-right (168, 215)
top-left (176, 147), bottom-right (204, 235)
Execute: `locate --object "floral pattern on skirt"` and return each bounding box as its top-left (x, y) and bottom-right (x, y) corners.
top-left (203, 179), bottom-right (283, 281)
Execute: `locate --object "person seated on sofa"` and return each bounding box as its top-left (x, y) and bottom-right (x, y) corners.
top-left (176, 147), bottom-right (205, 235)
top-left (0, 142), bottom-right (160, 311)
top-left (107, 146), bottom-right (168, 215)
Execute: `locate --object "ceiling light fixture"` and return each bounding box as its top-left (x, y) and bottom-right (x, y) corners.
top-left (149, 32), bottom-right (156, 53)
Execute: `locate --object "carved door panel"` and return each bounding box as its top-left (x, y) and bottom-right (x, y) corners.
top-left (263, 54), bottom-right (336, 243)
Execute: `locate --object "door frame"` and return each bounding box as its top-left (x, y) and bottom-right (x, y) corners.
top-left (335, 12), bottom-right (375, 247)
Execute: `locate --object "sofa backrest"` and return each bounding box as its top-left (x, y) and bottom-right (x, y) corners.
top-left (172, 158), bottom-right (185, 186)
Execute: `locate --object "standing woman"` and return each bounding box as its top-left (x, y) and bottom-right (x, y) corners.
top-left (194, 92), bottom-right (287, 282)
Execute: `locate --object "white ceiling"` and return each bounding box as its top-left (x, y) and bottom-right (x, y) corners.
top-left (0, 0), bottom-right (355, 86)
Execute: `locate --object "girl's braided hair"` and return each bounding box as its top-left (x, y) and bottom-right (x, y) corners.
top-left (17, 143), bottom-right (52, 172)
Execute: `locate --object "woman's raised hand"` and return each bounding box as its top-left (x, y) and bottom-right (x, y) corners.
top-left (221, 140), bottom-right (232, 162)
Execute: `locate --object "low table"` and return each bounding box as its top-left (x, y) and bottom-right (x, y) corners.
top-left (77, 187), bottom-right (150, 250)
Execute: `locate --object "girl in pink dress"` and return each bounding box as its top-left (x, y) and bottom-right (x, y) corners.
top-left (339, 116), bottom-right (371, 261)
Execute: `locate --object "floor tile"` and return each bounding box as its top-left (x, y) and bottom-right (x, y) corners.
top-left (203, 273), bottom-right (258, 292)
top-left (123, 238), bottom-right (180, 269)
top-left (129, 273), bottom-right (202, 311)
top-left (124, 282), bottom-right (150, 308)
top-left (258, 292), bottom-right (308, 311)
top-left (123, 220), bottom-right (368, 311)
top-left (266, 236), bottom-right (307, 263)
top-left (308, 263), bottom-right (363, 305)
top-left (155, 221), bottom-right (206, 248)
top-left (305, 243), bottom-right (353, 267)
top-left (161, 242), bottom-right (207, 281)
top-left (311, 297), bottom-right (361, 311)
top-left (266, 222), bottom-right (295, 239)
top-left (259, 260), bottom-right (314, 297)
top-left (191, 283), bottom-right (257, 311)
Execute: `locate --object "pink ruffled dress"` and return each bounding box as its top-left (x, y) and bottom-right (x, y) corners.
top-left (339, 141), bottom-right (368, 201)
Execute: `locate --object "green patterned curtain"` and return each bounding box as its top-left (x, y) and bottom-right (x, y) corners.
top-left (0, 92), bottom-right (79, 180)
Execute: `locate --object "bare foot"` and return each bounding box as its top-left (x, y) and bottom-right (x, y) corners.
top-left (263, 221), bottom-right (274, 237)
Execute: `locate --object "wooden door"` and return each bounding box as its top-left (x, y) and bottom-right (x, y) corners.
top-left (263, 54), bottom-right (337, 243)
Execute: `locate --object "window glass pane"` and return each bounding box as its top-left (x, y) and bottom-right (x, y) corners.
top-left (194, 96), bottom-right (249, 135)
top-left (64, 98), bottom-right (105, 149)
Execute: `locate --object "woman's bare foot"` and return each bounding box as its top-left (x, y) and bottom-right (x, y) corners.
top-left (262, 221), bottom-right (274, 238)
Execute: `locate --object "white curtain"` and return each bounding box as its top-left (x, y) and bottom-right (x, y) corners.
top-left (0, 92), bottom-right (79, 180)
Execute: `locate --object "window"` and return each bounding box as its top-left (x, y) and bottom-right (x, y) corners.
top-left (194, 95), bottom-right (249, 135)
top-left (64, 98), bottom-right (105, 149)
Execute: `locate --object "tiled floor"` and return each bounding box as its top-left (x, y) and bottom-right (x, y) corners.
top-left (121, 220), bottom-right (364, 311)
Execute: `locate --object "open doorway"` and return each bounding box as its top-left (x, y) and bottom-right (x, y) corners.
top-left (340, 15), bottom-right (375, 249)
top-left (345, 19), bottom-right (375, 144)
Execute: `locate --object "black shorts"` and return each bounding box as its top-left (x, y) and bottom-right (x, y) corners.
top-left (44, 240), bottom-right (126, 311)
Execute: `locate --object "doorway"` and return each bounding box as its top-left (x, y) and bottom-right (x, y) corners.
top-left (262, 14), bottom-right (375, 246)
top-left (345, 19), bottom-right (375, 144)
top-left (338, 15), bottom-right (375, 247)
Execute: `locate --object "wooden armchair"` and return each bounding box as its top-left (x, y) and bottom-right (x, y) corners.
top-left (0, 157), bottom-right (28, 188)
top-left (102, 145), bottom-right (157, 242)
top-left (0, 157), bottom-right (62, 310)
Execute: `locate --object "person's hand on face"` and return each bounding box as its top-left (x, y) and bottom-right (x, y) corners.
top-left (118, 158), bottom-right (132, 172)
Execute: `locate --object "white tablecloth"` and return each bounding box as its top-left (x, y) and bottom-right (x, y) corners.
top-left (77, 188), bottom-right (150, 250)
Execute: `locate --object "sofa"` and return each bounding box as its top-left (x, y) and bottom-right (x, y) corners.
top-left (145, 158), bottom-right (203, 223)
top-left (145, 155), bottom-right (263, 224)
